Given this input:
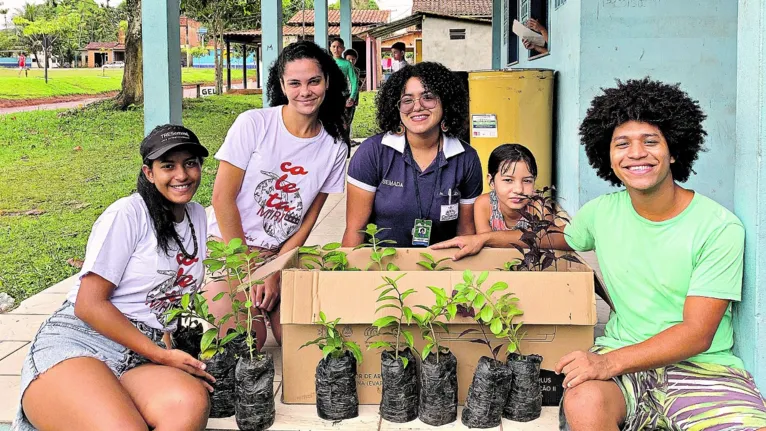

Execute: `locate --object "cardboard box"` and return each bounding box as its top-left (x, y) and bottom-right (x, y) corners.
top-left (255, 247), bottom-right (601, 406)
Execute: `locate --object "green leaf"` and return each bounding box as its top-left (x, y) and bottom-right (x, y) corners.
top-left (181, 293), bottom-right (191, 310)
top-left (421, 346), bottom-right (431, 361)
top-left (490, 317), bottom-right (503, 335)
top-left (386, 263), bottom-right (400, 271)
top-left (372, 316), bottom-right (398, 328)
top-left (377, 287), bottom-right (395, 298)
top-left (446, 304), bottom-right (457, 320)
top-left (481, 305), bottom-right (494, 323)
top-left (212, 292), bottom-right (226, 302)
top-left (401, 289), bottom-right (417, 300)
top-left (244, 300), bottom-right (253, 308)
top-left (402, 330), bottom-right (414, 348)
top-left (421, 252), bottom-right (434, 262)
top-left (368, 341), bottom-right (393, 351)
top-left (322, 345), bottom-right (336, 359)
top-left (477, 271), bottom-right (489, 286)
top-left (319, 311), bottom-right (327, 322)
top-left (322, 242), bottom-right (342, 251)
top-left (375, 303), bottom-right (401, 313)
top-left (346, 342), bottom-right (363, 364)
top-left (488, 281), bottom-right (509, 295)
top-left (220, 331), bottom-right (240, 346)
top-left (400, 356), bottom-right (409, 369)
top-left (507, 341), bottom-right (518, 354)
top-left (472, 293), bottom-right (486, 309)
top-left (206, 261), bottom-right (224, 273)
top-left (200, 348), bottom-right (218, 360)
top-left (463, 270), bottom-right (473, 284)
top-left (381, 248), bottom-right (396, 258)
top-left (200, 328), bottom-right (218, 353)
top-left (403, 307), bottom-right (413, 324)
top-left (377, 296), bottom-right (399, 303)
top-left (371, 251), bottom-right (382, 262)
top-left (417, 261), bottom-right (435, 270)
top-left (427, 285), bottom-right (446, 300)
top-left (164, 308), bottom-right (183, 324)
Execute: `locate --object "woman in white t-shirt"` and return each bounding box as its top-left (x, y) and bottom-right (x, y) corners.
top-left (14, 125), bottom-right (215, 431)
top-left (206, 40), bottom-right (349, 350)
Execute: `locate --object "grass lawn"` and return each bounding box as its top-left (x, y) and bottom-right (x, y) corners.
top-left (0, 68), bottom-right (220, 100)
top-left (0, 91), bottom-right (379, 302)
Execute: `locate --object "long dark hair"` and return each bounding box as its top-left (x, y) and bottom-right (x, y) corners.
top-left (266, 40), bottom-right (349, 145)
top-left (136, 156), bottom-right (204, 257)
top-left (488, 143), bottom-right (538, 183)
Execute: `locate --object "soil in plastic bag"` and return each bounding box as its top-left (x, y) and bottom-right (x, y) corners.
top-left (418, 351), bottom-right (457, 426)
top-left (235, 352), bottom-right (276, 431)
top-left (504, 353), bottom-right (543, 422)
top-left (380, 348), bottom-right (419, 423)
top-left (461, 356), bottom-right (513, 428)
top-left (205, 348), bottom-right (237, 418)
top-left (315, 350), bottom-right (359, 421)
top-left (173, 319), bottom-right (202, 358)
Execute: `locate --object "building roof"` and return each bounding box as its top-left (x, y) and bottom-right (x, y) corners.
top-left (180, 16), bottom-right (202, 27)
top-left (224, 24), bottom-right (374, 39)
top-left (412, 0), bottom-right (492, 18)
top-left (83, 42), bottom-right (125, 50)
top-left (286, 9), bottom-right (391, 25)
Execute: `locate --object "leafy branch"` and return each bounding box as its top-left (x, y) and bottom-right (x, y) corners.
top-left (164, 291), bottom-right (240, 360)
top-left (298, 242), bottom-right (358, 271)
top-left (368, 274), bottom-right (416, 368)
top-left (354, 224), bottom-right (399, 271)
top-left (412, 285), bottom-right (465, 363)
top-left (300, 311), bottom-right (363, 363)
top-left (454, 270), bottom-right (525, 360)
top-left (416, 252), bottom-right (452, 271)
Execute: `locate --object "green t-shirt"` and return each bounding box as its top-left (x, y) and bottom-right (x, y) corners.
top-left (564, 190), bottom-right (745, 369)
top-left (334, 58), bottom-right (358, 101)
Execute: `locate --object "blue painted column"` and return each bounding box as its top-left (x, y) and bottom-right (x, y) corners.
top-left (141, 0), bottom-right (182, 136)
top-left (262, 0), bottom-right (283, 108)
top-left (491, 0), bottom-right (503, 69)
top-left (314, 0), bottom-right (329, 50)
top-left (340, 0), bottom-right (352, 51)
top-left (733, 0), bottom-right (766, 390)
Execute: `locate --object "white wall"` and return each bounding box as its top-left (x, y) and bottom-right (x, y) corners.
top-left (422, 16), bottom-right (492, 71)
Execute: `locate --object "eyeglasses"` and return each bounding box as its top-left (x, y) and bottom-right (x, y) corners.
top-left (398, 92), bottom-right (439, 113)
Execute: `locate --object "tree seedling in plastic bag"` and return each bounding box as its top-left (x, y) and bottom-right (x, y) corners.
top-left (300, 311), bottom-right (363, 363)
top-left (367, 274), bottom-right (416, 368)
top-left (164, 291), bottom-right (240, 360)
top-left (412, 285), bottom-right (466, 362)
top-left (453, 269), bottom-right (526, 359)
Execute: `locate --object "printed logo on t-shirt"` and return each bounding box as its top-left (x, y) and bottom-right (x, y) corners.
top-left (144, 253), bottom-right (200, 327)
top-left (253, 162), bottom-right (307, 247)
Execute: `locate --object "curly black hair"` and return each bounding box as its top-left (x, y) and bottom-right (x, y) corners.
top-left (266, 40), bottom-right (349, 144)
top-left (579, 77), bottom-right (707, 186)
top-left (376, 61), bottom-right (468, 139)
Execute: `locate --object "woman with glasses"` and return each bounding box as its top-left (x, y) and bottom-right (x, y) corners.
top-left (342, 62), bottom-right (483, 247)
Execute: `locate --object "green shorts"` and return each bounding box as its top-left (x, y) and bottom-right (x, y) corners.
top-left (560, 346), bottom-right (766, 431)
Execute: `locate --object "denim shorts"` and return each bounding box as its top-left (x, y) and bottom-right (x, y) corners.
top-left (12, 301), bottom-right (167, 431)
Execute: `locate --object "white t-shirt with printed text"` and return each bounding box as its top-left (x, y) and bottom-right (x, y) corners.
top-left (207, 106), bottom-right (348, 250)
top-left (67, 194), bottom-right (207, 331)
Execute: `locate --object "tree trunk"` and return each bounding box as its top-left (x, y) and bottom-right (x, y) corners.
top-left (215, 17), bottom-right (223, 95)
top-left (114, 0), bottom-right (143, 109)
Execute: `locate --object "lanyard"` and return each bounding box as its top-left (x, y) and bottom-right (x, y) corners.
top-left (405, 138), bottom-right (443, 220)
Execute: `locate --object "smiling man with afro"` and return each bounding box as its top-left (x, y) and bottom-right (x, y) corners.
top-left (431, 77), bottom-right (766, 431)
top-left (555, 78), bottom-right (766, 431)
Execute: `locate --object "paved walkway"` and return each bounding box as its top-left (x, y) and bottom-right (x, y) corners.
top-left (0, 81), bottom-right (261, 115)
top-left (0, 166), bottom-right (609, 429)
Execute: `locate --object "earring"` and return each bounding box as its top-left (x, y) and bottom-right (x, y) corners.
top-left (396, 123), bottom-right (405, 135)
top-left (440, 120), bottom-right (449, 133)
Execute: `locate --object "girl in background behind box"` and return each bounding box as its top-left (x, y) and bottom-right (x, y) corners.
top-left (473, 143), bottom-right (539, 234)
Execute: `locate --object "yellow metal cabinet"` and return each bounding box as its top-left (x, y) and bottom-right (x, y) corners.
top-left (468, 69), bottom-right (554, 193)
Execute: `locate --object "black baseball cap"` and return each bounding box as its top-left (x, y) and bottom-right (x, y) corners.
top-left (140, 124), bottom-right (209, 161)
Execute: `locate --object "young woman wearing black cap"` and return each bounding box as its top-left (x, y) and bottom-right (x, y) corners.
top-left (13, 124), bottom-right (215, 431)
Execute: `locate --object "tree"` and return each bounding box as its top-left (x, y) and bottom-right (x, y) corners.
top-left (13, 11), bottom-right (77, 82)
top-left (182, 0), bottom-right (259, 95)
top-left (114, 0), bottom-right (141, 109)
top-left (328, 0), bottom-right (378, 10)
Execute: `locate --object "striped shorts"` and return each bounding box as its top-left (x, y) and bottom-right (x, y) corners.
top-left (561, 345), bottom-right (766, 431)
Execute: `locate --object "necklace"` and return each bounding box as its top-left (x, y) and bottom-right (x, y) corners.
top-left (173, 207), bottom-right (198, 259)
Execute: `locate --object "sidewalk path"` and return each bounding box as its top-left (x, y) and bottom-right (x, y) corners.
top-left (0, 81), bottom-right (261, 116)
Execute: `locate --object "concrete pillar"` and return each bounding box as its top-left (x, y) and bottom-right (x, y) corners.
top-left (491, 0), bottom-right (502, 70)
top-left (242, 44), bottom-right (248, 90)
top-left (226, 39), bottom-right (231, 91)
top-left (365, 35), bottom-right (373, 91)
top-left (733, 0), bottom-right (766, 389)
top-left (340, 0), bottom-right (352, 51)
top-left (262, 0), bottom-right (283, 107)
top-left (314, 0), bottom-right (329, 50)
top-left (141, 0), bottom-right (182, 136)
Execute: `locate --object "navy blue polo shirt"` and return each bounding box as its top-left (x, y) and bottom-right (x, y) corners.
top-left (347, 132), bottom-right (483, 247)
